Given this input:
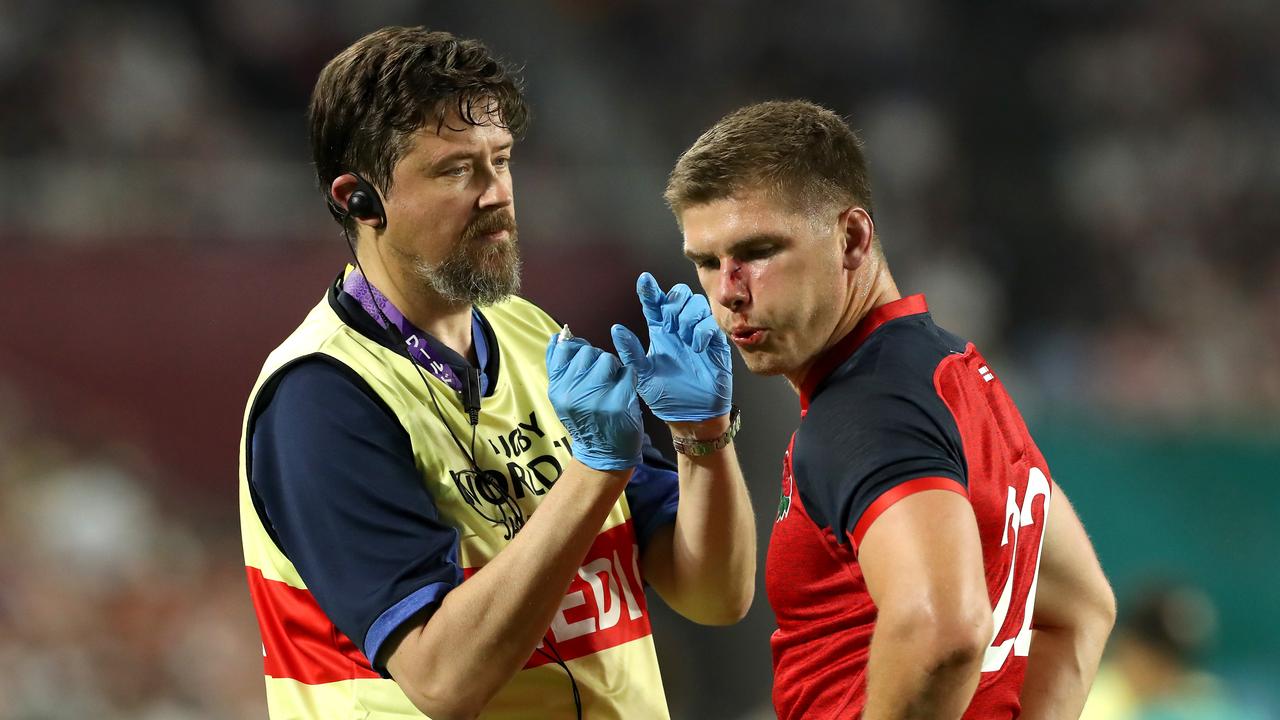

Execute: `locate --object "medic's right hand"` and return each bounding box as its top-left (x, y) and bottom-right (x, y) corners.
top-left (545, 335), bottom-right (643, 471)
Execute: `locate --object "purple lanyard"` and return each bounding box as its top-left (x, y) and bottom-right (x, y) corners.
top-left (343, 269), bottom-right (465, 392)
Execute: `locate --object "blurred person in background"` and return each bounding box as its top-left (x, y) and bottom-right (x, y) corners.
top-left (664, 100), bottom-right (1116, 719)
top-left (1082, 583), bottom-right (1268, 720)
top-left (238, 26), bottom-right (754, 720)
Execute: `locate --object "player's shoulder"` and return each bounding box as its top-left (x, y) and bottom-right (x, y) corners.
top-left (852, 311), bottom-right (968, 384)
top-left (809, 312), bottom-right (967, 414)
top-left (799, 314), bottom-right (968, 460)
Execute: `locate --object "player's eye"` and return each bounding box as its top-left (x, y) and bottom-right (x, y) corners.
top-left (740, 245), bottom-right (777, 262)
top-left (696, 258), bottom-right (720, 271)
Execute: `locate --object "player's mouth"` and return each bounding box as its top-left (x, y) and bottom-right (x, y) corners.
top-left (476, 229), bottom-right (510, 243)
top-left (730, 326), bottom-right (767, 348)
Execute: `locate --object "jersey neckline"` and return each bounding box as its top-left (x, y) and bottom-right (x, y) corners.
top-left (799, 294), bottom-right (930, 414)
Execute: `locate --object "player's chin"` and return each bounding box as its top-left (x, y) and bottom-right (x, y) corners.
top-left (737, 349), bottom-right (788, 377)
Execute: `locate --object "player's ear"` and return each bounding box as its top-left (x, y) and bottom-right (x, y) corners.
top-left (841, 206), bottom-right (875, 271)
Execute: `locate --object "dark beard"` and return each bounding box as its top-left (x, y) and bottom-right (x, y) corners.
top-left (420, 210), bottom-right (522, 306)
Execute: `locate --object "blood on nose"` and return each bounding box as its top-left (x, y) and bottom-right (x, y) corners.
top-left (718, 261), bottom-right (749, 311)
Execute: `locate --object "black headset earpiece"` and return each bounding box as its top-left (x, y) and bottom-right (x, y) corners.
top-left (328, 172), bottom-right (387, 228)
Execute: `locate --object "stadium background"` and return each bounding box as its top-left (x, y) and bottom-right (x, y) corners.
top-left (1, 1), bottom-right (1277, 717)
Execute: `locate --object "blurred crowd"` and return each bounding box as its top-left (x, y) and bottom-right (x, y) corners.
top-left (0, 380), bottom-right (265, 719)
top-left (1023, 2), bottom-right (1280, 426)
top-left (2, 0), bottom-right (1278, 718)
top-left (3, 0), bottom-right (1278, 425)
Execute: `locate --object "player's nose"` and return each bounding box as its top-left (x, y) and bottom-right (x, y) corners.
top-left (715, 262), bottom-right (749, 312)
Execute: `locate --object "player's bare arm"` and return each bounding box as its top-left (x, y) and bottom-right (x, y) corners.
top-left (1016, 482), bottom-right (1115, 719)
top-left (860, 490), bottom-right (993, 720)
top-left (642, 414), bottom-right (755, 626)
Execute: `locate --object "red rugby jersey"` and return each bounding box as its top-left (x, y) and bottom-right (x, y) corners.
top-left (766, 295), bottom-right (1052, 719)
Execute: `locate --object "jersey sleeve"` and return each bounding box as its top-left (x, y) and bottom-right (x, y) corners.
top-left (625, 432), bottom-right (680, 550)
top-left (792, 378), bottom-right (967, 551)
top-left (249, 359), bottom-right (462, 674)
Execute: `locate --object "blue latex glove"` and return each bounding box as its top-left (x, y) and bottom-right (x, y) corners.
top-left (610, 272), bottom-right (733, 423)
top-left (545, 335), bottom-right (643, 471)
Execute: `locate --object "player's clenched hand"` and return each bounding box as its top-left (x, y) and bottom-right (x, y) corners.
top-left (545, 334), bottom-right (643, 471)
top-left (610, 272), bottom-right (732, 423)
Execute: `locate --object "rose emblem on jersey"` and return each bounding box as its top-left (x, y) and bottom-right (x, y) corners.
top-left (777, 447), bottom-right (794, 522)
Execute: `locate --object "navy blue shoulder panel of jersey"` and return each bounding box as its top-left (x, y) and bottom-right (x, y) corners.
top-left (792, 312), bottom-right (969, 546)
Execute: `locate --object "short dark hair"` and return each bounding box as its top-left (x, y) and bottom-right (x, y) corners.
top-left (665, 100), bottom-right (873, 220)
top-left (309, 26), bottom-right (528, 222)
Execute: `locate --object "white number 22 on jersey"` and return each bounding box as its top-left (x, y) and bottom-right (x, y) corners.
top-left (982, 467), bottom-right (1051, 672)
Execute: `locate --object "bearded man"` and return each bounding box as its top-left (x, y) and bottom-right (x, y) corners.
top-left (237, 27), bottom-right (755, 720)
